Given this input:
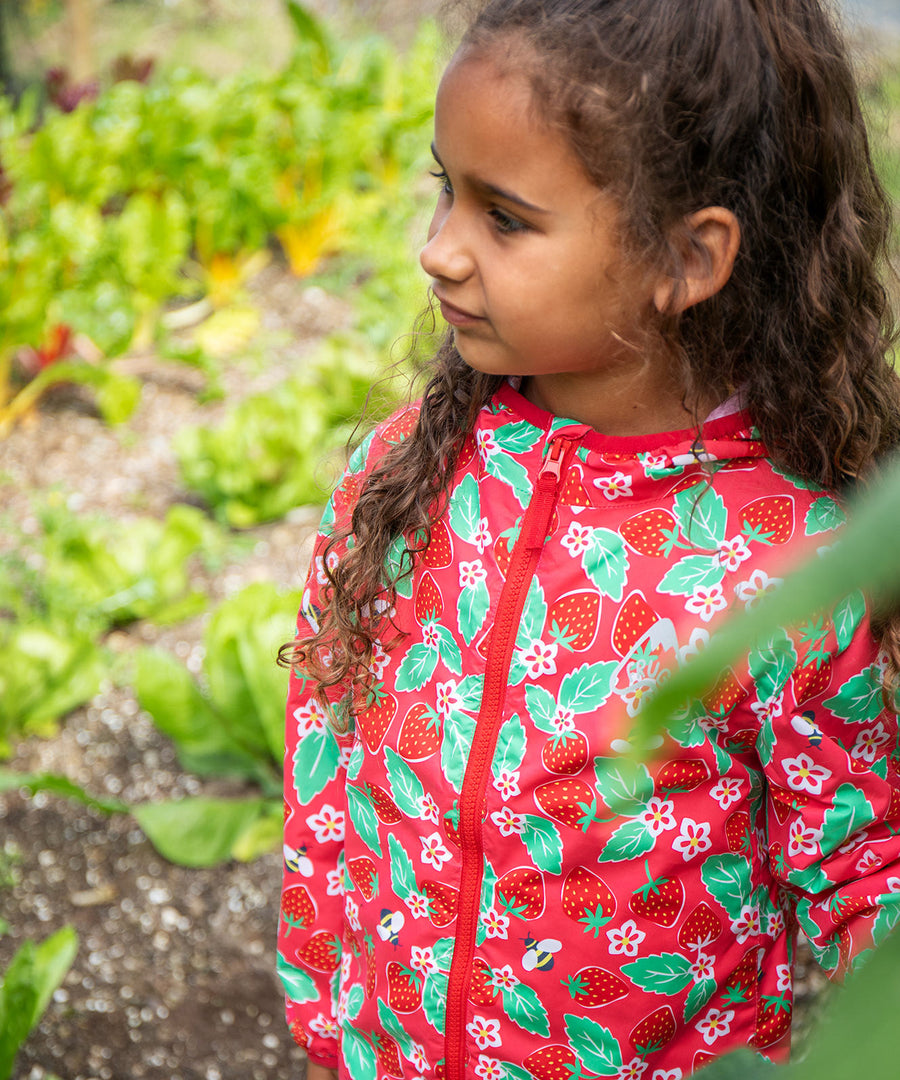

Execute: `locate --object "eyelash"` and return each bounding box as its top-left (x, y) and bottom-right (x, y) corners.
top-left (429, 169), bottom-right (528, 236)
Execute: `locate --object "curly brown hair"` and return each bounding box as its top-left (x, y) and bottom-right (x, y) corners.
top-left (282, 0), bottom-right (900, 714)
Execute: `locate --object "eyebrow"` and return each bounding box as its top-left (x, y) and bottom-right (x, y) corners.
top-left (431, 144), bottom-right (550, 215)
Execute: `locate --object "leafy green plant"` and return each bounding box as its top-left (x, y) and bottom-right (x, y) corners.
top-left (176, 336), bottom-right (393, 523)
top-left (0, 926), bottom-right (78, 1080)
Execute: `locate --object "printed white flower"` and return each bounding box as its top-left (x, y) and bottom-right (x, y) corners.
top-left (607, 919), bottom-right (646, 957)
top-left (776, 964), bottom-right (792, 992)
top-left (474, 518), bottom-right (493, 554)
top-left (476, 430), bottom-right (498, 458)
top-left (651, 1071), bottom-right (683, 1080)
top-left (435, 680), bottom-right (462, 717)
top-left (594, 471), bottom-right (633, 500)
top-left (751, 693), bottom-right (784, 723)
top-left (788, 818), bottom-right (823, 857)
top-left (640, 451), bottom-right (669, 476)
top-left (677, 627), bottom-right (710, 665)
top-left (886, 877), bottom-right (900, 893)
top-left (552, 706), bottom-right (577, 733)
top-left (856, 849), bottom-right (882, 873)
top-left (489, 965), bottom-right (519, 991)
top-left (690, 952), bottom-right (715, 981)
top-left (467, 1016), bottom-right (502, 1050)
top-left (735, 569), bottom-right (783, 610)
top-left (639, 796), bottom-right (677, 836)
top-left (410, 946), bottom-right (438, 975)
top-left (325, 868), bottom-right (345, 896)
top-left (405, 891), bottom-right (431, 919)
top-left (370, 642), bottom-right (390, 678)
top-left (420, 832), bottom-right (452, 870)
top-left (710, 777), bottom-right (744, 810)
top-left (851, 722), bottom-right (890, 763)
top-left (730, 903), bottom-right (761, 944)
top-left (561, 521), bottom-right (594, 557)
top-left (418, 792), bottom-right (440, 824)
top-left (492, 770), bottom-right (521, 801)
top-left (422, 622), bottom-right (441, 648)
top-left (767, 910), bottom-right (786, 938)
top-left (490, 806), bottom-right (526, 836)
top-left (459, 560), bottom-right (487, 588)
top-left (314, 550), bottom-right (340, 585)
top-left (619, 678), bottom-right (658, 718)
top-left (716, 534), bottom-right (752, 571)
top-left (480, 907), bottom-right (510, 940)
top-left (345, 895), bottom-right (360, 932)
top-left (672, 818), bottom-right (713, 862)
top-left (616, 1058), bottom-right (648, 1080)
top-left (520, 638), bottom-right (559, 677)
top-left (308, 1013), bottom-right (339, 1039)
top-left (409, 1045), bottom-right (428, 1072)
top-left (293, 700), bottom-right (329, 736)
top-left (305, 804), bottom-right (345, 844)
top-left (783, 753), bottom-right (831, 795)
top-left (475, 1056), bottom-right (504, 1080)
top-left (685, 583), bottom-right (728, 623)
top-left (838, 830), bottom-right (869, 855)
top-left (696, 1007), bottom-right (735, 1046)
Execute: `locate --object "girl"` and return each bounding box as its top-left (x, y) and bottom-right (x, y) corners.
top-left (279, 1), bottom-right (900, 1078)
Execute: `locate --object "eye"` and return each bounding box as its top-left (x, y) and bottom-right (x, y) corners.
top-left (489, 207), bottom-right (528, 235)
top-left (429, 169), bottom-right (453, 196)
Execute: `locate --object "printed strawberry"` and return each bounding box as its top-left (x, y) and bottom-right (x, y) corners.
top-left (523, 1045), bottom-right (591, 1080)
top-left (560, 462), bottom-right (593, 506)
top-left (612, 590), bottom-right (659, 656)
top-left (692, 1051), bottom-right (717, 1072)
top-left (655, 757), bottom-right (710, 794)
top-left (677, 902), bottom-right (723, 950)
top-left (534, 777), bottom-right (602, 831)
top-left (363, 931), bottom-right (377, 997)
top-left (628, 859), bottom-right (685, 927)
top-left (704, 668), bottom-right (745, 718)
top-left (398, 702), bottom-right (442, 760)
top-left (443, 802), bottom-right (461, 847)
top-left (547, 590), bottom-right (601, 652)
top-left (722, 946), bottom-right (762, 1006)
top-left (372, 1028), bottom-right (404, 1078)
top-left (629, 1005), bottom-right (677, 1055)
top-left (768, 785), bottom-right (793, 824)
top-left (496, 866), bottom-right (546, 921)
top-left (541, 730), bottom-right (590, 775)
top-left (357, 685), bottom-right (397, 752)
top-left (725, 810), bottom-right (752, 855)
top-left (381, 408), bottom-right (419, 443)
top-left (332, 472), bottom-right (362, 522)
top-left (740, 494), bottom-right (794, 545)
top-left (620, 508), bottom-right (679, 557)
top-left (280, 884), bottom-right (316, 935)
top-left (469, 957), bottom-right (498, 1007)
top-left (288, 1018), bottom-right (309, 1048)
top-left (421, 517), bottom-right (454, 569)
top-left (347, 856), bottom-right (378, 901)
top-left (563, 966), bottom-right (628, 1008)
top-left (415, 571), bottom-right (444, 624)
top-left (475, 625), bottom-right (493, 661)
top-left (297, 930), bottom-right (341, 973)
top-left (827, 892), bottom-right (877, 926)
top-left (562, 866), bottom-right (616, 937)
top-left (421, 880), bottom-right (459, 926)
top-left (791, 655), bottom-right (833, 705)
top-left (750, 992), bottom-right (792, 1050)
top-left (386, 961), bottom-right (422, 1013)
top-left (456, 433), bottom-right (477, 471)
top-left (724, 727), bottom-right (758, 756)
top-left (365, 783), bottom-right (402, 824)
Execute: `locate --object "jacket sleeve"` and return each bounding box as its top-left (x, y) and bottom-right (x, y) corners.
top-left (760, 593), bottom-right (900, 977)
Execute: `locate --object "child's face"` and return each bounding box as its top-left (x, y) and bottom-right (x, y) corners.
top-left (420, 47), bottom-right (668, 416)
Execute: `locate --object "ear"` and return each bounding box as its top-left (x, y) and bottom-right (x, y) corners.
top-left (653, 207), bottom-right (741, 315)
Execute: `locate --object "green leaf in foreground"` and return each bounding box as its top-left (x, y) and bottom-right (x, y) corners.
top-left (0, 768), bottom-right (127, 815)
top-left (132, 797), bottom-right (280, 867)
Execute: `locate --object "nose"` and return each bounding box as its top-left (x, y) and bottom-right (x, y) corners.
top-left (419, 203), bottom-right (474, 283)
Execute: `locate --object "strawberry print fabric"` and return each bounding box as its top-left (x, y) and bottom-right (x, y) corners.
top-left (279, 382), bottom-right (900, 1080)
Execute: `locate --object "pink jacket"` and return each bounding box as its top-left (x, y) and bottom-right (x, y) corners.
top-left (279, 383), bottom-right (900, 1080)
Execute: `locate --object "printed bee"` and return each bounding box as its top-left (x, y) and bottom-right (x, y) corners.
top-left (791, 710), bottom-right (824, 748)
top-left (377, 909), bottom-right (405, 947)
top-left (283, 844), bottom-right (314, 877)
top-left (522, 934), bottom-right (562, 972)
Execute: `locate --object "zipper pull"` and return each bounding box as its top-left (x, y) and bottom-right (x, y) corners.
top-left (523, 438), bottom-right (572, 550)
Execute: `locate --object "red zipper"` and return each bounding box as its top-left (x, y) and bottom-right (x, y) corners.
top-left (443, 436), bottom-right (575, 1080)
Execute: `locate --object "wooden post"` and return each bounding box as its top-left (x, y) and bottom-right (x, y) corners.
top-left (66, 0), bottom-right (95, 83)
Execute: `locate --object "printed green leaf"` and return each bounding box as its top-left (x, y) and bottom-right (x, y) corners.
top-left (441, 709), bottom-right (477, 792)
top-left (871, 900), bottom-right (900, 948)
top-left (501, 981), bottom-right (551, 1036)
top-left (377, 999), bottom-right (415, 1056)
top-left (448, 473), bottom-right (482, 542)
top-left (516, 578), bottom-right (548, 651)
top-left (276, 954), bottom-right (319, 1004)
top-left (805, 496), bottom-right (846, 536)
top-left (484, 450), bottom-right (533, 507)
top-left (822, 665), bottom-right (884, 724)
top-left (621, 952), bottom-right (693, 995)
top-left (458, 577), bottom-right (490, 645)
top-left (582, 529), bottom-right (629, 602)
top-left (559, 661), bottom-right (617, 713)
top-left (345, 983), bottom-right (365, 1021)
top-left (833, 591), bottom-right (866, 653)
top-left (493, 714), bottom-right (527, 777)
top-left (757, 715), bottom-right (776, 767)
top-left (520, 815), bottom-right (563, 873)
top-left (821, 783), bottom-right (876, 847)
top-left (748, 627), bottom-right (798, 703)
top-left (684, 977), bottom-right (717, 1021)
top-left (342, 1024), bottom-right (377, 1080)
top-left (384, 748), bottom-right (426, 818)
top-left (433, 622), bottom-right (463, 676)
top-left (658, 554), bottom-right (725, 597)
top-left (346, 784), bottom-right (382, 858)
top-left (422, 969), bottom-right (448, 1030)
top-left (385, 534), bottom-right (415, 600)
top-left (501, 1066), bottom-right (534, 1080)
top-left (701, 853), bottom-right (752, 921)
top-left (480, 859), bottom-right (498, 924)
top-left (674, 485), bottom-right (727, 549)
top-left (564, 1014), bottom-right (623, 1077)
top-left (593, 758), bottom-right (653, 814)
top-left (293, 728), bottom-right (342, 806)
top-left (456, 674), bottom-right (485, 711)
top-left (598, 818), bottom-right (655, 862)
top-left (432, 936), bottom-right (457, 970)
top-left (493, 420), bottom-right (543, 454)
top-left (525, 684), bottom-right (559, 732)
top-left (388, 834), bottom-right (418, 903)
top-left (394, 643), bottom-right (439, 692)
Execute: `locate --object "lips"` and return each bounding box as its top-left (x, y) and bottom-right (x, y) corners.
top-left (433, 291), bottom-right (485, 327)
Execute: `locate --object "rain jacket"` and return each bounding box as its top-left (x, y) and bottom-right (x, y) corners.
top-left (279, 382), bottom-right (900, 1080)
